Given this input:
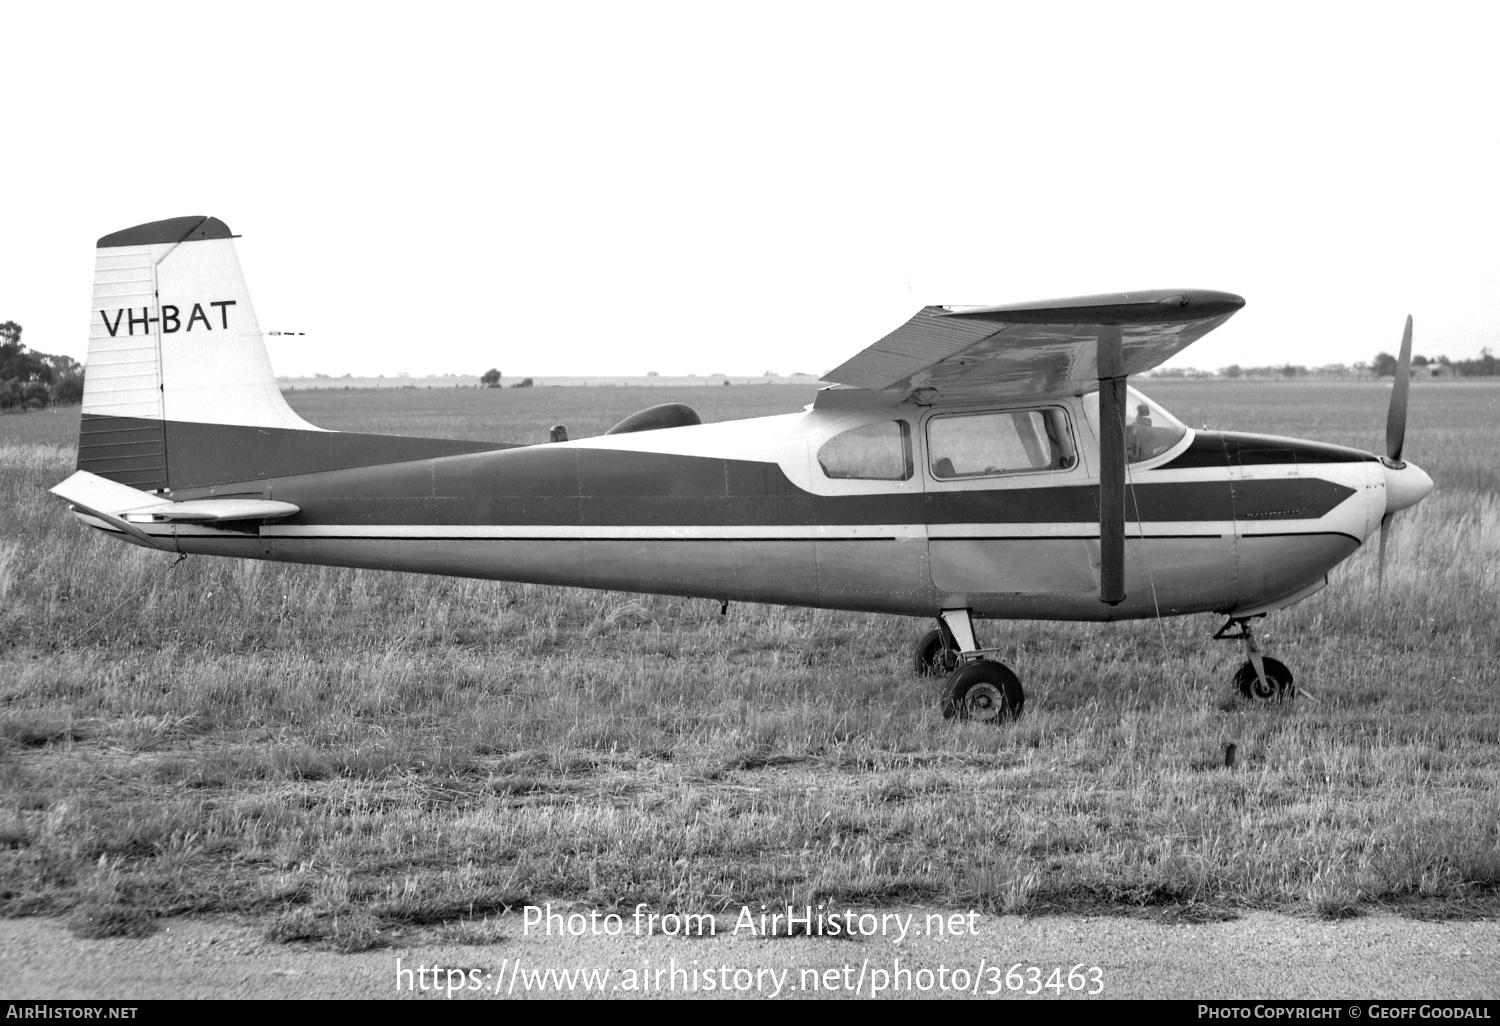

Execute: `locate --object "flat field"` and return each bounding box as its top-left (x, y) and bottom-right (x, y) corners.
top-left (1, 380), bottom-right (1497, 949)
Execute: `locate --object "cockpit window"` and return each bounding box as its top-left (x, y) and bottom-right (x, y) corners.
top-left (927, 407), bottom-right (1077, 479)
top-left (817, 420), bottom-right (913, 480)
top-left (1082, 387), bottom-right (1188, 463)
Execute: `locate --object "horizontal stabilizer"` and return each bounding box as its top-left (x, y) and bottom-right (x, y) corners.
top-left (51, 470), bottom-right (298, 525)
top-left (51, 469), bottom-right (163, 515)
top-left (119, 498), bottom-right (299, 523)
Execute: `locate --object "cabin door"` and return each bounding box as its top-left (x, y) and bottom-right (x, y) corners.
top-left (921, 406), bottom-right (1099, 597)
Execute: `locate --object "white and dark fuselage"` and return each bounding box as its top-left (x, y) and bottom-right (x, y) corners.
top-left (59, 215), bottom-right (1430, 630)
top-left (76, 398), bottom-right (1390, 623)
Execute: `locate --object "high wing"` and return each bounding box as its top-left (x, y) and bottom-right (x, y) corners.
top-left (822, 288), bottom-right (1246, 607)
top-left (821, 289), bottom-right (1245, 402)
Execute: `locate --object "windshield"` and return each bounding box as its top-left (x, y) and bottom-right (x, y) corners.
top-left (1081, 386), bottom-right (1188, 464)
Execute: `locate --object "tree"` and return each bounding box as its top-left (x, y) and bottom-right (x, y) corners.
top-left (1, 323), bottom-right (52, 385)
top-left (2, 321), bottom-right (89, 407)
top-left (1371, 351), bottom-right (1397, 377)
top-left (480, 368), bottom-right (502, 388)
top-left (52, 371), bottom-right (85, 405)
top-left (42, 352), bottom-right (80, 378)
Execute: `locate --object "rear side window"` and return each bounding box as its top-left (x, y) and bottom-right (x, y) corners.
top-left (818, 421), bottom-right (912, 480)
top-left (928, 408), bottom-right (1076, 479)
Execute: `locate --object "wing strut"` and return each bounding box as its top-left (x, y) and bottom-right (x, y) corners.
top-left (1097, 328), bottom-right (1127, 606)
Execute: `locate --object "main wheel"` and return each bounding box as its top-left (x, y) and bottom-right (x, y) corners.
top-left (1234, 657), bottom-right (1294, 702)
top-left (941, 660), bottom-right (1024, 723)
top-left (912, 628), bottom-right (959, 677)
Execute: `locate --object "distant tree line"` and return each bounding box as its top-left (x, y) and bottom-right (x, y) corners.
top-left (1, 322), bottom-right (84, 411)
top-left (1174, 350), bottom-right (1500, 381)
top-left (1370, 349), bottom-right (1496, 377)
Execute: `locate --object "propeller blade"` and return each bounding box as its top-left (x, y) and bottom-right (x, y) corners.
top-left (1377, 511), bottom-right (1393, 593)
top-left (1385, 315), bottom-right (1412, 462)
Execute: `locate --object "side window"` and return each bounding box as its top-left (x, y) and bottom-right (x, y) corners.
top-left (928, 408), bottom-right (1076, 480)
top-left (817, 420), bottom-right (912, 481)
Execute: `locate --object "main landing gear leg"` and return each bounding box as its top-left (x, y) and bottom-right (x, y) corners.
top-left (916, 608), bottom-right (1025, 725)
top-left (1214, 616), bottom-right (1295, 702)
top-left (939, 608), bottom-right (979, 656)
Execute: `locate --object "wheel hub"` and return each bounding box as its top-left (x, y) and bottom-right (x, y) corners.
top-left (965, 683), bottom-right (1005, 721)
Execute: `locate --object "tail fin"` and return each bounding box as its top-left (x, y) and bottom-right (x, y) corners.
top-left (81, 215), bottom-right (510, 494)
top-left (83, 215), bottom-right (321, 490)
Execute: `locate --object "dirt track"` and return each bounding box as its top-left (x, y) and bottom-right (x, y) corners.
top-left (2, 910), bottom-right (1496, 1000)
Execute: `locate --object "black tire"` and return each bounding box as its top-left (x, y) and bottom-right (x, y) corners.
top-left (941, 660), bottom-right (1024, 723)
top-left (912, 627), bottom-right (959, 677)
top-left (1234, 656), bottom-right (1295, 702)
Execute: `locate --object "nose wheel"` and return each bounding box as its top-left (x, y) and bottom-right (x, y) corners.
top-left (1216, 616), bottom-right (1296, 702)
top-left (1233, 656), bottom-right (1294, 701)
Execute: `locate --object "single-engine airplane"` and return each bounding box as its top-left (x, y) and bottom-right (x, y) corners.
top-left (53, 216), bottom-right (1434, 722)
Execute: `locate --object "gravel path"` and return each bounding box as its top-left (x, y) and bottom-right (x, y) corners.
top-left (2, 910), bottom-right (1495, 1000)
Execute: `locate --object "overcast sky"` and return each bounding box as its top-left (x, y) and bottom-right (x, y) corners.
top-left (4, 2), bottom-right (1497, 378)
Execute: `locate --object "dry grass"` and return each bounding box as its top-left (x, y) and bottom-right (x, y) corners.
top-left (1, 381), bottom-right (1496, 948)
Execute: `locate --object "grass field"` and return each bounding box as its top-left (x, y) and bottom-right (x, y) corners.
top-left (1, 380), bottom-right (1497, 949)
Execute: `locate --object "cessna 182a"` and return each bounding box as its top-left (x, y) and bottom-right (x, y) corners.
top-left (52, 216), bottom-right (1434, 723)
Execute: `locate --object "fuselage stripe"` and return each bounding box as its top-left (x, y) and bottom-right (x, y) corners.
top-left (142, 523), bottom-right (1347, 541)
